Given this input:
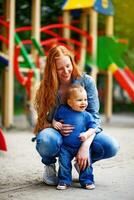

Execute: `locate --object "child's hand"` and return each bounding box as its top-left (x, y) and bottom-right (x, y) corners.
top-left (79, 129), bottom-right (95, 142)
top-left (52, 120), bottom-right (63, 130)
top-left (79, 132), bottom-right (88, 142)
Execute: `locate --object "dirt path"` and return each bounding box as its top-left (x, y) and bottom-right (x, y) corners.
top-left (0, 114), bottom-right (134, 200)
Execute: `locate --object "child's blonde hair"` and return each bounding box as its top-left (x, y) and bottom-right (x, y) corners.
top-left (66, 84), bottom-right (86, 102)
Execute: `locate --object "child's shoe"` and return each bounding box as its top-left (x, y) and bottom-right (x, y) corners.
top-left (83, 183), bottom-right (95, 190)
top-left (57, 183), bottom-right (69, 190)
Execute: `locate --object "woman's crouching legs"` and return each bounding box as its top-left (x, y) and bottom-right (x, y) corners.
top-left (36, 128), bottom-right (63, 165)
top-left (36, 128), bottom-right (63, 185)
top-left (91, 131), bottom-right (120, 163)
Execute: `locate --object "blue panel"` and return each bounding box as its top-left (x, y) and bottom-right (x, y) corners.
top-left (94, 0), bottom-right (114, 15)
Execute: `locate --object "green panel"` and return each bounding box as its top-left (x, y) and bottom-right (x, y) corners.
top-left (97, 36), bottom-right (128, 70)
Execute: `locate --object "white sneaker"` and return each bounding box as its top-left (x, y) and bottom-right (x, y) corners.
top-left (43, 164), bottom-right (58, 186)
top-left (57, 183), bottom-right (68, 190)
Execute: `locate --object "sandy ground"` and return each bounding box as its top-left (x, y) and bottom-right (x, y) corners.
top-left (0, 114), bottom-right (134, 200)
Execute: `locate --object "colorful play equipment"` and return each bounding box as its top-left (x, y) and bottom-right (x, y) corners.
top-left (109, 64), bottom-right (134, 101)
top-left (0, 128), bottom-right (7, 151)
top-left (97, 36), bottom-right (134, 102)
top-left (0, 0), bottom-right (41, 128)
top-left (0, 0), bottom-right (133, 128)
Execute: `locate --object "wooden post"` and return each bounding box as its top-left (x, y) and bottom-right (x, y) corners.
top-left (28, 0), bottom-right (41, 120)
top-left (2, 0), bottom-right (15, 127)
top-left (78, 10), bottom-right (87, 72)
top-left (1, 0), bottom-right (8, 124)
top-left (105, 16), bottom-right (114, 121)
top-left (31, 0), bottom-right (41, 60)
top-left (89, 8), bottom-right (98, 82)
top-left (105, 16), bottom-right (114, 36)
top-left (63, 11), bottom-right (71, 45)
top-left (104, 70), bottom-right (113, 121)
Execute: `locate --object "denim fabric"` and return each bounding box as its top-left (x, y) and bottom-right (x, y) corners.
top-left (58, 145), bottom-right (94, 186)
top-left (54, 105), bottom-right (96, 148)
top-left (36, 128), bottom-right (119, 166)
top-left (36, 128), bottom-right (63, 165)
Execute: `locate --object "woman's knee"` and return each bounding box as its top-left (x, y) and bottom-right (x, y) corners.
top-left (101, 133), bottom-right (120, 158)
top-left (108, 136), bottom-right (120, 157)
top-left (92, 132), bottom-right (120, 160)
top-left (36, 128), bottom-right (63, 157)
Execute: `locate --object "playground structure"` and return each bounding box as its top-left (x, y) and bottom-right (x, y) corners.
top-left (0, 0), bottom-right (134, 130)
top-left (62, 0), bottom-right (134, 115)
top-left (0, 128), bottom-right (7, 151)
top-left (0, 0), bottom-right (41, 129)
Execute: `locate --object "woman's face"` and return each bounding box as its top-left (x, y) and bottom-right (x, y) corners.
top-left (56, 56), bottom-right (73, 84)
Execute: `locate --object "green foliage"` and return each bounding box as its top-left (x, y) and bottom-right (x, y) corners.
top-left (16, 0), bottom-right (32, 26)
top-left (41, 0), bottom-right (63, 25)
top-left (113, 0), bottom-right (134, 68)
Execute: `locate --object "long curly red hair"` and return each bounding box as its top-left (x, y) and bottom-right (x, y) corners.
top-left (34, 45), bottom-right (81, 134)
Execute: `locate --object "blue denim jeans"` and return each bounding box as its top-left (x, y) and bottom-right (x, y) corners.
top-left (58, 145), bottom-right (94, 186)
top-left (36, 128), bottom-right (119, 172)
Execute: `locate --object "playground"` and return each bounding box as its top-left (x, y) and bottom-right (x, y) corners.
top-left (0, 0), bottom-right (134, 199)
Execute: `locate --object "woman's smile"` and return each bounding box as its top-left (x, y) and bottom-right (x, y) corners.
top-left (56, 56), bottom-right (73, 83)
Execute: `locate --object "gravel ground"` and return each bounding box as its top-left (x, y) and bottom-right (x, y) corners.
top-left (0, 113), bottom-right (134, 200)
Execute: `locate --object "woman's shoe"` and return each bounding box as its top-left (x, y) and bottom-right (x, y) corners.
top-left (43, 164), bottom-right (58, 186)
top-left (74, 162), bottom-right (80, 173)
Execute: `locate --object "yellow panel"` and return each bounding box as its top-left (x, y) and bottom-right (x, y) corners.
top-left (63, 0), bottom-right (94, 10)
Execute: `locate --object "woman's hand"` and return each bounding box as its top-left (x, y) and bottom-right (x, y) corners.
top-left (52, 119), bottom-right (63, 130)
top-left (59, 120), bottom-right (74, 136)
top-left (52, 119), bottom-right (74, 136)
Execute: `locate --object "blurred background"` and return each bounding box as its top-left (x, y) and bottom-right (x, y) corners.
top-left (0, 0), bottom-right (134, 129)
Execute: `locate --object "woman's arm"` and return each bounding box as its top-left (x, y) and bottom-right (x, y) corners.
top-left (76, 132), bottom-right (96, 171)
top-left (83, 74), bottom-right (101, 129)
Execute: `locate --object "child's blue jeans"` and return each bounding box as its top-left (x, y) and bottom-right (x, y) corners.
top-left (58, 145), bottom-right (94, 186)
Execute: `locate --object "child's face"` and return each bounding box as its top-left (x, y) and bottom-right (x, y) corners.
top-left (67, 89), bottom-right (88, 112)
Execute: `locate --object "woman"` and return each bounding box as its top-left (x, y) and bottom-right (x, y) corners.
top-left (34, 45), bottom-right (119, 187)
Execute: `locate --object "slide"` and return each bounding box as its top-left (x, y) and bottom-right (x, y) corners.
top-left (124, 66), bottom-right (134, 82)
top-left (0, 128), bottom-right (7, 151)
top-left (109, 64), bottom-right (134, 102)
top-left (97, 36), bottom-right (134, 102)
